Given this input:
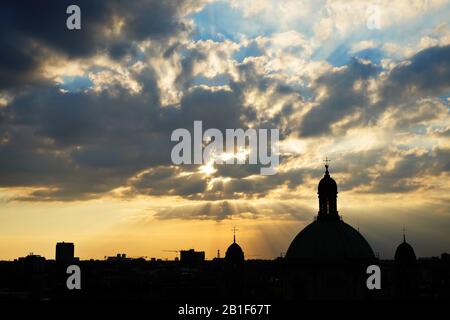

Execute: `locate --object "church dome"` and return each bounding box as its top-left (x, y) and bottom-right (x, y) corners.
top-left (395, 237), bottom-right (416, 263)
top-left (226, 229), bottom-right (244, 263)
top-left (286, 162), bottom-right (375, 260)
top-left (286, 219), bottom-right (375, 259)
top-left (226, 241), bottom-right (244, 262)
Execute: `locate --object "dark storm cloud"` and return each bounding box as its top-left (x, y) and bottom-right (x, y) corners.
top-left (0, 0), bottom-right (224, 200)
top-left (175, 49), bottom-right (208, 90)
top-left (299, 45), bottom-right (450, 137)
top-left (207, 167), bottom-right (307, 200)
top-left (0, 0), bottom-right (201, 89)
top-left (383, 45), bottom-right (450, 101)
top-left (167, 87), bottom-right (248, 130)
top-left (299, 58), bottom-right (379, 137)
top-left (0, 85), bottom-right (169, 199)
top-left (388, 98), bottom-right (448, 130)
top-left (318, 148), bottom-right (450, 194)
top-left (1, 0), bottom-right (449, 204)
top-left (215, 164), bottom-right (261, 179)
top-left (134, 145), bottom-right (449, 201)
top-left (129, 166), bottom-right (208, 198)
top-left (438, 128), bottom-right (450, 137)
top-left (327, 149), bottom-right (389, 192)
top-left (229, 60), bottom-right (301, 139)
top-left (0, 82), bottom-right (249, 200)
top-left (367, 148), bottom-right (450, 193)
top-left (128, 163), bottom-right (309, 201)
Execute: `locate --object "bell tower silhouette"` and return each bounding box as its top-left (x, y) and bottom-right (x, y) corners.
top-left (317, 158), bottom-right (339, 220)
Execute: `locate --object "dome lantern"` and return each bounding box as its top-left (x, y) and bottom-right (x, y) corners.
top-left (317, 161), bottom-right (339, 220)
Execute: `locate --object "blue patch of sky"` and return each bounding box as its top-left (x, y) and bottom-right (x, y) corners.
top-left (326, 45), bottom-right (385, 67)
top-left (190, 1), bottom-right (449, 71)
top-left (322, 5), bottom-right (449, 67)
top-left (438, 91), bottom-right (450, 109)
top-left (353, 48), bottom-right (384, 64)
top-left (191, 74), bottom-right (231, 87)
top-left (189, 1), bottom-right (278, 42)
top-left (59, 76), bottom-right (92, 92)
top-left (324, 42), bottom-right (352, 67)
top-left (129, 50), bottom-right (146, 66)
top-left (233, 41), bottom-right (263, 62)
top-left (411, 124), bottom-right (428, 135)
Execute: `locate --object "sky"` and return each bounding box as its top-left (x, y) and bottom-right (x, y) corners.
top-left (0, 0), bottom-right (450, 260)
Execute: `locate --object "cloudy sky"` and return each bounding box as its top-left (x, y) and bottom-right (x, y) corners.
top-left (1, 0), bottom-right (450, 260)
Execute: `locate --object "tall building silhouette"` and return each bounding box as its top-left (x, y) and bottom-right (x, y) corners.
top-left (55, 242), bottom-right (74, 263)
top-left (180, 249), bottom-right (205, 267)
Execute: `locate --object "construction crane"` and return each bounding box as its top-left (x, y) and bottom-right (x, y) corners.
top-left (163, 250), bottom-right (181, 259)
top-left (163, 250), bottom-right (181, 253)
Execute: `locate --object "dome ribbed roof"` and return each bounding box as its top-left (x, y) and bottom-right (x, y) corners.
top-left (286, 219), bottom-right (375, 260)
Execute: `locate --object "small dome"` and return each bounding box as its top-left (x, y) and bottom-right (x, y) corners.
top-left (395, 240), bottom-right (416, 263)
top-left (286, 219), bottom-right (375, 260)
top-left (318, 166), bottom-right (337, 195)
top-left (225, 242), bottom-right (244, 262)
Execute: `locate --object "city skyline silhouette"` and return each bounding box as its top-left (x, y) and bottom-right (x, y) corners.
top-left (1, 0), bottom-right (450, 302)
top-left (0, 165), bottom-right (448, 300)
